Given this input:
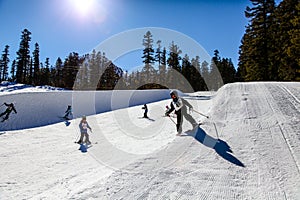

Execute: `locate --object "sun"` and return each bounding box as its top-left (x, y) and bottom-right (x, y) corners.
top-left (66, 0), bottom-right (107, 24)
top-left (72, 0), bottom-right (95, 16)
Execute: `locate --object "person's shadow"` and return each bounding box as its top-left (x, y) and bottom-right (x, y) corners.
top-left (183, 127), bottom-right (245, 167)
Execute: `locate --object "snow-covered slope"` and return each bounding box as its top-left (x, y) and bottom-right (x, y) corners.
top-left (0, 88), bottom-right (171, 130)
top-left (0, 82), bottom-right (299, 200)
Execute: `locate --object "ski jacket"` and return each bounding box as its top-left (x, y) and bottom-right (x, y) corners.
top-left (166, 97), bottom-right (182, 115)
top-left (166, 97), bottom-right (192, 115)
top-left (181, 98), bottom-right (193, 109)
top-left (142, 105), bottom-right (148, 112)
top-left (4, 103), bottom-right (17, 114)
top-left (79, 121), bottom-right (91, 134)
top-left (65, 106), bottom-right (72, 114)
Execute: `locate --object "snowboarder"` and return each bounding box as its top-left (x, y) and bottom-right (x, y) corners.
top-left (63, 105), bottom-right (72, 119)
top-left (0, 102), bottom-right (17, 122)
top-left (142, 104), bottom-right (148, 118)
top-left (76, 115), bottom-right (92, 145)
top-left (165, 90), bottom-right (197, 136)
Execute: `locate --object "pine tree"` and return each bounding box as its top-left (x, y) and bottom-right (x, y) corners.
top-left (54, 57), bottom-right (63, 87)
top-left (155, 40), bottom-right (162, 67)
top-left (74, 54), bottom-right (90, 90)
top-left (32, 43), bottom-right (40, 85)
top-left (90, 50), bottom-right (103, 90)
top-left (10, 60), bottom-right (16, 82)
top-left (16, 29), bottom-right (32, 83)
top-left (208, 50), bottom-right (224, 90)
top-left (239, 0), bottom-right (275, 81)
top-left (273, 0), bottom-right (300, 80)
top-left (0, 45), bottom-right (10, 81)
top-left (43, 58), bottom-right (51, 85)
top-left (182, 54), bottom-right (191, 83)
top-left (167, 41), bottom-right (182, 89)
top-left (201, 61), bottom-right (210, 80)
top-left (28, 58), bottom-right (33, 84)
top-left (62, 52), bottom-right (81, 89)
top-left (158, 47), bottom-right (167, 86)
top-left (98, 61), bottom-right (123, 90)
top-left (167, 41), bottom-right (182, 72)
top-left (191, 56), bottom-right (207, 91)
top-left (141, 31), bottom-right (156, 85)
top-left (221, 58), bottom-right (236, 84)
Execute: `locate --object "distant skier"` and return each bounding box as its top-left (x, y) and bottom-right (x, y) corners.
top-left (165, 90), bottom-right (197, 136)
top-left (63, 105), bottom-right (72, 119)
top-left (76, 115), bottom-right (92, 145)
top-left (0, 102), bottom-right (17, 122)
top-left (142, 104), bottom-right (149, 118)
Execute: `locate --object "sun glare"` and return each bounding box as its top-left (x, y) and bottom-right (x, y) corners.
top-left (66, 0), bottom-right (107, 24)
top-left (72, 0), bottom-right (95, 16)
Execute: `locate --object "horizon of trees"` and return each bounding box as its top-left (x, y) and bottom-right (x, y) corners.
top-left (0, 28), bottom-right (237, 91)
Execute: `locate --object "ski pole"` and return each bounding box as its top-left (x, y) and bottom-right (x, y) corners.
top-left (193, 110), bottom-right (209, 118)
top-left (212, 121), bottom-right (219, 140)
top-left (74, 129), bottom-right (80, 143)
top-left (0, 103), bottom-right (4, 108)
top-left (167, 115), bottom-right (177, 125)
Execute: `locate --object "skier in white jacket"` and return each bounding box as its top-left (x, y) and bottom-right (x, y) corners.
top-left (165, 90), bottom-right (197, 135)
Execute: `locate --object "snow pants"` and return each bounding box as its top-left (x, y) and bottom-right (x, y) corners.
top-left (176, 108), bottom-right (196, 133)
top-left (0, 111), bottom-right (10, 121)
top-left (78, 132), bottom-right (91, 144)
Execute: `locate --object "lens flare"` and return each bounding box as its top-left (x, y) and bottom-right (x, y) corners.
top-left (72, 0), bottom-right (94, 16)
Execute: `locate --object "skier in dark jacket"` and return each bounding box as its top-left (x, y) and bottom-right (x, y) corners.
top-left (0, 103), bottom-right (17, 122)
top-left (165, 90), bottom-right (197, 136)
top-left (63, 105), bottom-right (72, 119)
top-left (142, 104), bottom-right (148, 118)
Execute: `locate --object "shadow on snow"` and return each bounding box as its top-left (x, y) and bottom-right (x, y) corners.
top-left (183, 127), bottom-right (245, 167)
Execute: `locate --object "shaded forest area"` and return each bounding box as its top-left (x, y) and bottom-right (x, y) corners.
top-left (0, 0), bottom-right (299, 91)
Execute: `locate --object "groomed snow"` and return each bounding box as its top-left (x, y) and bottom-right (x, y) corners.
top-left (0, 82), bottom-right (299, 199)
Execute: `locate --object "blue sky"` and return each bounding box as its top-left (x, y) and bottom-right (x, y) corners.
top-left (0, 0), bottom-right (272, 72)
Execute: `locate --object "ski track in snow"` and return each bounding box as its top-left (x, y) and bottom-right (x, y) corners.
top-left (0, 82), bottom-right (299, 199)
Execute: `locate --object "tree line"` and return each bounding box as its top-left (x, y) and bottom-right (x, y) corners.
top-left (238, 0), bottom-right (300, 81)
top-left (120, 31), bottom-right (237, 92)
top-left (0, 28), bottom-right (237, 91)
top-left (0, 29), bottom-right (123, 90)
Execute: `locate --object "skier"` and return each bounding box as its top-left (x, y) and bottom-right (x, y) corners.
top-left (142, 104), bottom-right (148, 118)
top-left (63, 105), bottom-right (72, 119)
top-left (0, 102), bottom-right (17, 122)
top-left (165, 90), bottom-right (197, 136)
top-left (77, 115), bottom-right (92, 145)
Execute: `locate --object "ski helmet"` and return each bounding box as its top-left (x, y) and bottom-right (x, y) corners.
top-left (82, 115), bottom-right (86, 120)
top-left (170, 90), bottom-right (178, 98)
